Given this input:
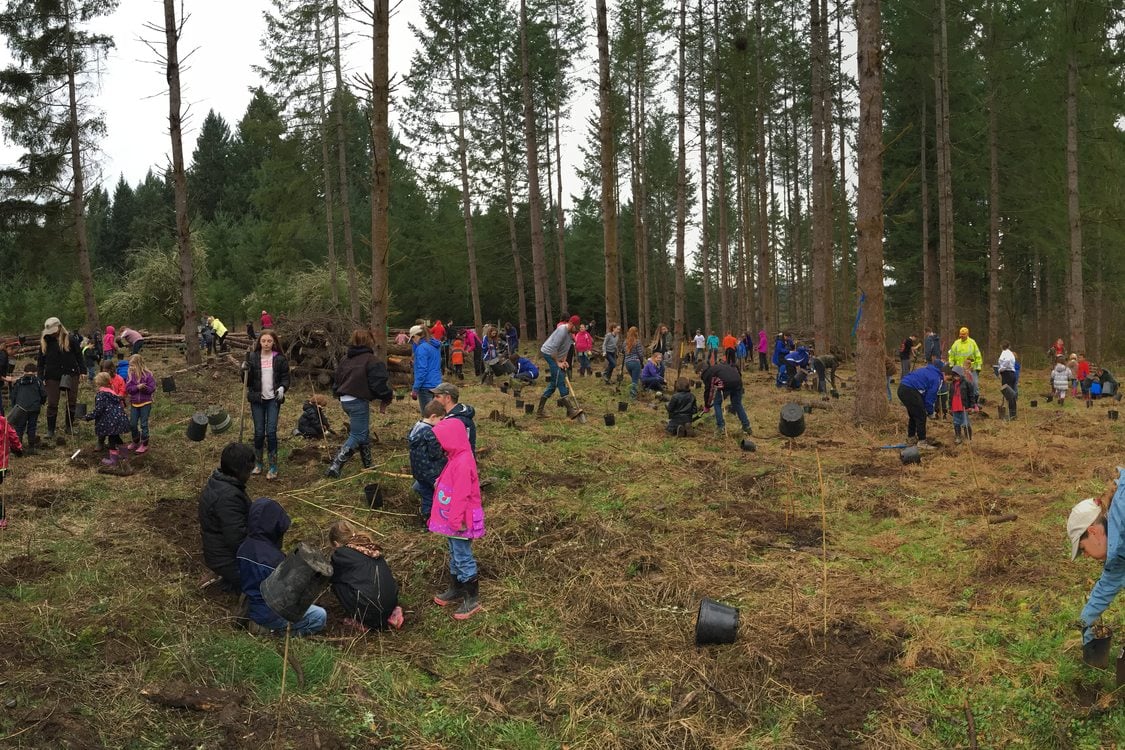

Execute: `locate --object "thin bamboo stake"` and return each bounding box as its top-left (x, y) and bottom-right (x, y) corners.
top-left (283, 493), bottom-right (386, 538)
top-left (276, 623), bottom-right (291, 737)
top-left (816, 448), bottom-right (828, 637)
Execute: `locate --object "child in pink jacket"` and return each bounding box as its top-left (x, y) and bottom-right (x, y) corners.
top-left (429, 418), bottom-right (485, 620)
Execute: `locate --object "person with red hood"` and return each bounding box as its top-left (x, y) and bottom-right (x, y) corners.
top-left (102, 325), bottom-right (117, 361)
top-left (260, 310), bottom-right (274, 329)
top-left (429, 418), bottom-right (486, 620)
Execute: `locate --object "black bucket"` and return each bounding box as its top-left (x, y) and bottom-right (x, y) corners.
top-left (1084, 634), bottom-right (1113, 669)
top-left (618, 401), bottom-right (628, 413)
top-left (604, 414), bottom-right (616, 426)
top-left (524, 403), bottom-right (535, 415)
top-left (1030, 400), bottom-right (1038, 408)
top-left (1001, 384), bottom-right (1016, 403)
top-left (830, 389), bottom-right (839, 399)
top-left (515, 399), bottom-right (525, 409)
top-left (74, 403), bottom-right (88, 420)
top-left (260, 542), bottom-right (334, 623)
top-left (500, 382), bottom-right (509, 393)
top-left (161, 376), bottom-right (176, 393)
top-left (59, 374), bottom-right (76, 392)
top-left (695, 598), bottom-right (739, 646)
top-left (364, 483), bottom-right (384, 509)
top-left (779, 403), bottom-right (806, 438)
top-left (186, 413), bottom-right (208, 442)
top-left (803, 405), bottom-right (813, 414)
top-left (901, 446), bottom-right (921, 465)
top-left (740, 438), bottom-right (756, 452)
top-left (1110, 410), bottom-right (1119, 421)
top-left (206, 406), bottom-right (232, 434)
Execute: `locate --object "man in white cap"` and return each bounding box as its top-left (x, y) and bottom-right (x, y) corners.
top-left (1068, 467), bottom-right (1125, 648)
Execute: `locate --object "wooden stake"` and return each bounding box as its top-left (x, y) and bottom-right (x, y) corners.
top-left (283, 494), bottom-right (386, 538)
top-left (816, 448), bottom-right (828, 637)
top-left (276, 623), bottom-right (291, 737)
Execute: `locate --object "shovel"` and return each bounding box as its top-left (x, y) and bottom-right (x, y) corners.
top-left (563, 373), bottom-right (588, 424)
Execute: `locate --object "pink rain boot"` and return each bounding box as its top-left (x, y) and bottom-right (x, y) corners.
top-left (134, 440), bottom-right (149, 455)
top-left (101, 450), bottom-right (120, 467)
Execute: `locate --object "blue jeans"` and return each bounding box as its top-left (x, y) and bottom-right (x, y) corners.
top-left (713, 388), bottom-right (750, 431)
top-left (448, 537), bottom-right (478, 581)
top-left (626, 360), bottom-right (641, 396)
top-left (256, 604), bottom-right (327, 637)
top-left (250, 398), bottom-right (280, 453)
top-left (340, 398), bottom-right (370, 452)
top-left (541, 357), bottom-right (569, 399)
top-left (86, 365), bottom-right (96, 382)
top-left (417, 388), bottom-right (434, 415)
top-left (603, 352), bottom-right (617, 381)
top-left (578, 352), bottom-right (591, 373)
top-left (952, 411), bottom-right (970, 429)
top-left (130, 403), bottom-right (152, 442)
top-left (414, 480), bottom-right (435, 517)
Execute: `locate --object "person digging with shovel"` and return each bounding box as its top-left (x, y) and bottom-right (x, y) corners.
top-left (537, 315), bottom-right (580, 419)
top-left (1068, 467), bottom-right (1125, 656)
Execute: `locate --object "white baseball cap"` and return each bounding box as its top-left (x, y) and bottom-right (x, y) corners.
top-left (1068, 498), bottom-right (1103, 560)
top-left (409, 325), bottom-right (425, 338)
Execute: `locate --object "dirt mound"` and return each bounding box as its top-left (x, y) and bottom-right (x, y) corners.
top-left (481, 649), bottom-right (554, 716)
top-left (781, 620), bottom-right (902, 748)
top-left (719, 503), bottom-right (825, 547)
top-left (0, 553), bottom-right (60, 586)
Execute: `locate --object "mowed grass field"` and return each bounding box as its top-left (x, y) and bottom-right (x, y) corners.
top-left (1, 354), bottom-right (1123, 749)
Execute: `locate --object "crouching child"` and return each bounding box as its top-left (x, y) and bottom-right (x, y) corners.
top-left (237, 498), bottom-right (326, 637)
top-left (665, 377), bottom-right (697, 437)
top-left (329, 520), bottom-right (403, 632)
top-left (295, 394), bottom-right (332, 439)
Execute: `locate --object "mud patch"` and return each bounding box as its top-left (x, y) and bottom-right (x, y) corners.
top-left (719, 503), bottom-right (825, 547)
top-left (481, 649), bottom-right (553, 717)
top-left (780, 620), bottom-right (901, 748)
top-left (144, 497), bottom-right (204, 572)
top-left (736, 469), bottom-right (777, 495)
top-left (288, 444), bottom-right (327, 465)
top-left (0, 554), bottom-right (60, 586)
top-left (9, 488), bottom-right (74, 510)
top-left (846, 461), bottom-right (900, 479)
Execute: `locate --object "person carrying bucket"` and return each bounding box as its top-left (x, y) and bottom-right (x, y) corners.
top-left (1068, 468), bottom-right (1125, 654)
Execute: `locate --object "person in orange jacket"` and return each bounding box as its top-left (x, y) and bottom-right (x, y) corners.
top-left (721, 332), bottom-right (738, 366)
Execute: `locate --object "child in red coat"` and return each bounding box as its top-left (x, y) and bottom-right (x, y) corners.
top-left (0, 414), bottom-right (24, 529)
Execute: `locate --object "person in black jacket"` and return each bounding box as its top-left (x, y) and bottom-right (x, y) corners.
top-left (328, 519), bottom-right (403, 632)
top-left (9, 362), bottom-right (46, 453)
top-left (198, 443), bottom-right (256, 592)
top-left (665, 378), bottom-right (697, 436)
top-left (698, 361), bottom-right (753, 438)
top-left (326, 329), bottom-right (394, 478)
top-left (243, 330), bottom-right (290, 479)
top-left (36, 317), bottom-right (84, 440)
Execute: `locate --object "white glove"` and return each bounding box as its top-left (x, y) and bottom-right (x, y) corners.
top-left (276, 386), bottom-right (285, 401)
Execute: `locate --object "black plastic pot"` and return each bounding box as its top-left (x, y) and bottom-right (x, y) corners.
top-left (1030, 400), bottom-right (1038, 408)
top-left (364, 483), bottom-right (384, 509)
top-left (161, 376), bottom-right (176, 393)
top-left (901, 446), bottom-right (921, 465)
top-left (695, 598), bottom-right (739, 646)
top-left (779, 403), bottom-right (806, 438)
top-left (740, 438), bottom-right (756, 452)
top-left (1110, 410), bottom-right (1119, 421)
top-left (74, 403), bottom-right (88, 420)
top-left (1084, 635), bottom-right (1113, 669)
top-left (515, 399), bottom-right (525, 409)
top-left (618, 401), bottom-right (628, 413)
top-left (803, 405), bottom-right (813, 414)
top-left (830, 389), bottom-right (840, 399)
top-left (500, 382), bottom-right (510, 393)
top-left (206, 406), bottom-right (232, 434)
top-left (261, 542), bottom-right (334, 623)
top-left (524, 403), bottom-right (535, 415)
top-left (186, 413), bottom-right (209, 442)
top-left (604, 414), bottom-right (616, 426)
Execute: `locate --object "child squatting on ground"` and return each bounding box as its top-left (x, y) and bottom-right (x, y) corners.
top-left (328, 519), bottom-right (404, 632)
top-left (665, 378), bottom-right (697, 436)
top-left (429, 417), bottom-right (485, 620)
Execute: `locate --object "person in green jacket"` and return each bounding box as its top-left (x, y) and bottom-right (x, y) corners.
top-left (947, 327), bottom-right (982, 377)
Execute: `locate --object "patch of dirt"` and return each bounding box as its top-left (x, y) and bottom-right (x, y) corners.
top-left (144, 497), bottom-right (205, 573)
top-left (720, 503), bottom-right (825, 547)
top-left (1070, 680), bottom-right (1100, 709)
top-left (288, 444), bottom-right (327, 464)
top-left (532, 434), bottom-right (566, 444)
top-left (846, 461), bottom-right (900, 478)
top-left (0, 554), bottom-right (60, 586)
top-left (481, 649), bottom-right (553, 717)
top-left (9, 488), bottom-right (74, 510)
top-left (736, 470), bottom-right (777, 495)
top-left (780, 620), bottom-right (902, 749)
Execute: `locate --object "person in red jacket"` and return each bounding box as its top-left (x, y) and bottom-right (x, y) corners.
top-left (1077, 353), bottom-right (1092, 405)
top-left (0, 413), bottom-right (23, 529)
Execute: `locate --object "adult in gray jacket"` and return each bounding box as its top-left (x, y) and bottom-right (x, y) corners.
top-left (537, 315), bottom-right (579, 418)
top-left (602, 324), bottom-right (620, 384)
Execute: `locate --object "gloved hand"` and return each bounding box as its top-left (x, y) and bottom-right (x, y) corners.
top-left (410, 391), bottom-right (418, 401)
top-left (276, 386), bottom-right (285, 402)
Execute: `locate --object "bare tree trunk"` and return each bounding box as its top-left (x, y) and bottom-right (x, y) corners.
top-left (755, 0), bottom-right (772, 336)
top-left (934, 0), bottom-right (955, 340)
top-left (63, 0), bottom-right (100, 338)
top-left (854, 0), bottom-right (886, 422)
top-left (697, 0), bottom-right (711, 335)
top-left (520, 0), bottom-right (549, 340)
top-left (553, 0), bottom-right (568, 316)
top-left (1066, 45), bottom-right (1085, 351)
top-left (987, 83), bottom-right (1000, 355)
top-left (453, 26), bottom-right (483, 333)
top-left (314, 17), bottom-right (339, 309)
top-left (810, 0), bottom-right (831, 354)
top-left (920, 96), bottom-right (933, 332)
top-left (834, 0), bottom-right (850, 346)
top-left (161, 0), bottom-right (197, 363)
top-left (713, 0), bottom-right (730, 333)
top-left (368, 0), bottom-right (390, 358)
top-left (498, 92), bottom-right (529, 344)
top-left (332, 0), bottom-right (360, 322)
top-left (597, 0), bottom-right (619, 331)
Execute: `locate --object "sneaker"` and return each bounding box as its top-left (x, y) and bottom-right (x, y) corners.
top-left (917, 440), bottom-right (937, 450)
top-left (387, 606), bottom-right (405, 630)
top-left (252, 463), bottom-right (262, 475)
top-left (0, 518), bottom-right (7, 530)
top-left (267, 465), bottom-right (278, 480)
top-left (954, 437), bottom-right (963, 445)
top-left (742, 425), bottom-right (753, 436)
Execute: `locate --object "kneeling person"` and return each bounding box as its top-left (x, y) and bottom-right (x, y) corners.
top-left (665, 378), bottom-right (697, 436)
top-left (329, 520), bottom-right (403, 632)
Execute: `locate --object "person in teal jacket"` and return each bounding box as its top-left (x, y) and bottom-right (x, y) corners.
top-left (1069, 467), bottom-right (1125, 646)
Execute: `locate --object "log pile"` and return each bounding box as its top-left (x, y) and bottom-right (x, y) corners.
top-left (273, 317), bottom-right (413, 389)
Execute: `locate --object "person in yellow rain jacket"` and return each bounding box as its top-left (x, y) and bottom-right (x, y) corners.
top-left (209, 316), bottom-right (229, 352)
top-left (947, 327), bottom-right (982, 377)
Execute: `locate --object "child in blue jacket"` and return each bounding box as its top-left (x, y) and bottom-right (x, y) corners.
top-left (409, 400), bottom-right (447, 522)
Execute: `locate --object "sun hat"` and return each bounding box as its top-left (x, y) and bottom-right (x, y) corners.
top-left (1068, 498), bottom-right (1103, 560)
top-left (42, 317), bottom-right (61, 336)
top-left (409, 325), bottom-right (425, 338)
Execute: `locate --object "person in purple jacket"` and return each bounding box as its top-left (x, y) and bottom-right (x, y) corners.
top-left (124, 354), bottom-right (157, 454)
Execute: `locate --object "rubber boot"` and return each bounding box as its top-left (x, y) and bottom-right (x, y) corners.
top-left (101, 449), bottom-right (120, 467)
top-left (252, 450), bottom-right (264, 475)
top-left (564, 395), bottom-right (580, 419)
top-left (714, 425), bottom-right (726, 439)
top-left (536, 397), bottom-right (549, 418)
top-left (453, 576), bottom-right (482, 620)
top-left (267, 452), bottom-right (278, 480)
top-left (135, 439), bottom-right (149, 455)
top-left (433, 580), bottom-right (465, 606)
top-left (325, 446), bottom-right (353, 478)
top-left (629, 383), bottom-right (638, 400)
top-left (954, 425), bottom-right (962, 444)
top-left (358, 443), bottom-right (372, 469)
